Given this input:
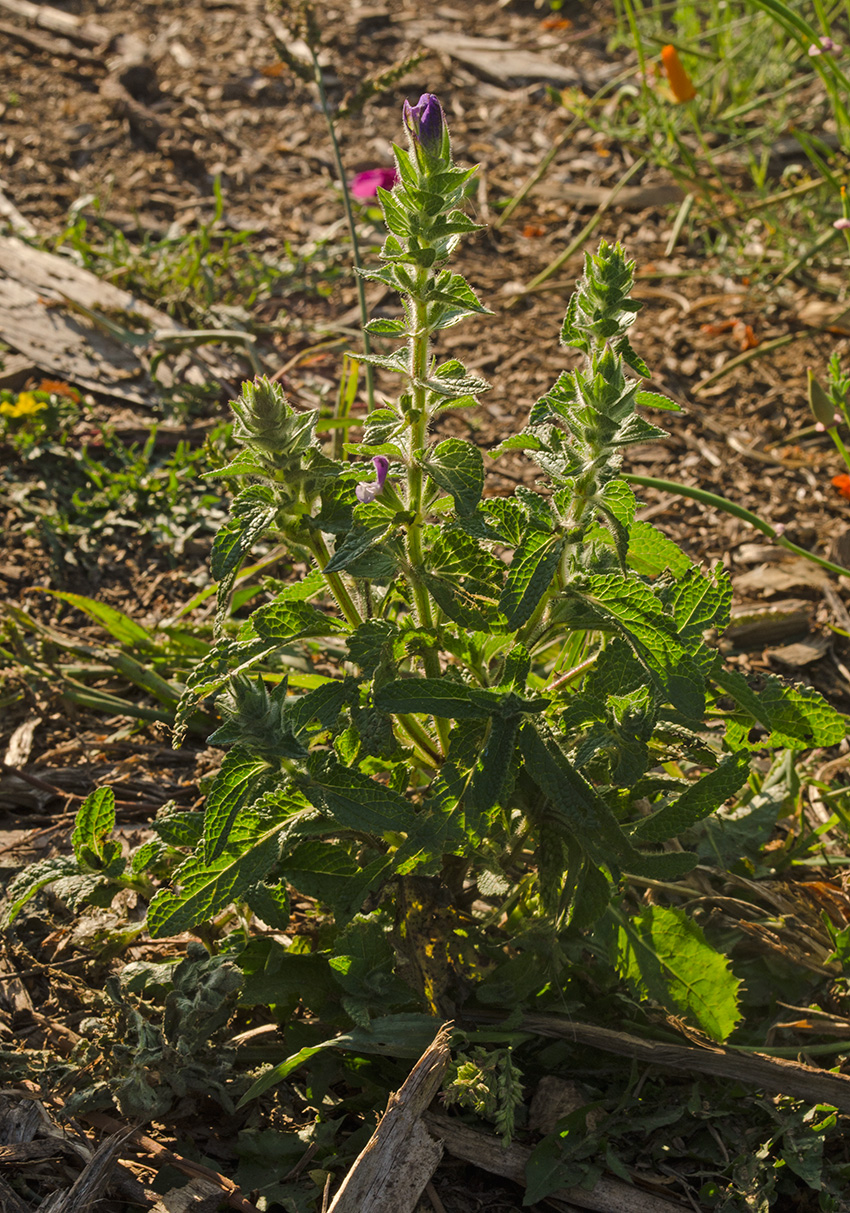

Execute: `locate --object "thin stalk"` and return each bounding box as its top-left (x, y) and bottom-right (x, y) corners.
top-left (625, 472), bottom-right (850, 579)
top-left (306, 533), bottom-right (363, 628)
top-left (405, 267), bottom-right (449, 754)
top-left (309, 44), bottom-right (375, 412)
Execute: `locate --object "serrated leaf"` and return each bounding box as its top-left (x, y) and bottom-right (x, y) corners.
top-left (71, 787), bottom-right (116, 867)
top-left (211, 486), bottom-right (278, 627)
top-left (364, 317), bottom-right (406, 335)
top-left (325, 524), bottom-right (391, 574)
top-left (304, 756), bottom-right (420, 835)
top-left (717, 666), bottom-right (847, 750)
top-left (244, 879), bottom-right (290, 929)
top-left (288, 677), bottom-right (356, 734)
top-left (153, 809), bottom-right (204, 849)
top-left (615, 905), bottom-right (741, 1041)
top-left (633, 752), bottom-right (751, 842)
top-left (375, 678), bottom-right (493, 720)
top-left (670, 565), bottom-right (732, 656)
top-left (616, 336), bottom-right (650, 378)
top-left (147, 830), bottom-right (281, 938)
top-left (579, 574), bottom-right (705, 719)
top-left (347, 619), bottom-right (400, 674)
top-left (423, 529), bottom-right (504, 629)
top-left (635, 389), bottom-right (681, 412)
top-left (251, 598), bottom-right (348, 643)
top-left (611, 413), bottom-right (669, 446)
top-left (420, 438), bottom-right (484, 515)
top-left (519, 723), bottom-right (696, 881)
top-left (1, 856), bottom-right (79, 928)
top-left (204, 747), bottom-right (273, 862)
top-left (627, 520), bottom-right (693, 578)
top-left (499, 531), bottom-right (564, 630)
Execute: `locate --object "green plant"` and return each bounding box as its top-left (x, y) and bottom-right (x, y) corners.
top-left (122, 94), bottom-right (842, 1045)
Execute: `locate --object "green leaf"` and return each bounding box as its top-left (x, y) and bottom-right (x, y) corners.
top-left (147, 827), bottom-right (282, 938)
top-left (204, 747), bottom-right (273, 862)
top-left (519, 723), bottom-right (696, 881)
top-left (1, 856), bottom-right (79, 928)
top-left (251, 599), bottom-right (348, 643)
top-left (375, 678), bottom-right (493, 720)
top-left (324, 524), bottom-right (390, 574)
top-left (579, 574), bottom-right (705, 719)
top-left (305, 755), bottom-right (420, 835)
top-left (71, 787), bottom-right (116, 867)
top-left (420, 438), bottom-right (484, 515)
top-left (627, 520), bottom-right (693, 578)
top-left (716, 666), bottom-right (847, 749)
top-left (669, 565), bottom-right (732, 653)
top-left (38, 590), bottom-right (153, 649)
top-left (288, 678), bottom-right (356, 734)
top-left (615, 905), bottom-right (741, 1041)
top-left (596, 478), bottom-right (636, 565)
top-left (499, 531), bottom-right (564, 630)
top-left (633, 752), bottom-right (751, 842)
top-left (423, 529), bottom-right (504, 629)
top-left (211, 486), bottom-right (278, 625)
top-left (635, 389), bottom-right (681, 412)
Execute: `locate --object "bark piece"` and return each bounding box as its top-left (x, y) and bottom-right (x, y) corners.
top-left (723, 598), bottom-right (813, 647)
top-left (327, 1023), bottom-right (452, 1213)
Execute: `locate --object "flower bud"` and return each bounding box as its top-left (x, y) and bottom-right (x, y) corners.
top-left (808, 368), bottom-right (836, 428)
top-left (402, 93), bottom-right (449, 170)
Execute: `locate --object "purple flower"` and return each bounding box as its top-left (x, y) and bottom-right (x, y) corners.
top-left (834, 217), bottom-right (850, 229)
top-left (355, 455), bottom-right (390, 504)
top-left (809, 35), bottom-right (841, 56)
top-left (402, 93), bottom-right (447, 166)
top-left (350, 168), bottom-right (399, 200)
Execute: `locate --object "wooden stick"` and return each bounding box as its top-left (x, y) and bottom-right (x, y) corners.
top-left (425, 1112), bottom-right (687, 1213)
top-left (520, 1014), bottom-right (850, 1114)
top-left (326, 1023), bottom-right (452, 1213)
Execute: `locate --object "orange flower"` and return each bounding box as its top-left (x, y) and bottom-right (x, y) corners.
top-left (38, 379), bottom-right (80, 402)
top-left (832, 473), bottom-right (850, 500)
top-left (661, 45), bottom-right (696, 103)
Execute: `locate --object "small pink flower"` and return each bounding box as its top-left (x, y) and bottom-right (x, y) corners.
top-left (349, 168), bottom-right (399, 200)
top-left (810, 35), bottom-right (840, 56)
top-left (834, 217), bottom-right (850, 229)
top-left (355, 455), bottom-right (390, 503)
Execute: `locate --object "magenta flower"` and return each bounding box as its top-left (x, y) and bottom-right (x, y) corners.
top-left (809, 35), bottom-right (841, 56)
top-left (350, 168), bottom-right (399, 201)
top-left (834, 217), bottom-right (850, 230)
top-left (355, 455), bottom-right (390, 504)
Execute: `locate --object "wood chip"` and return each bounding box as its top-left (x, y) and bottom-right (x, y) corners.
top-left (421, 33), bottom-right (580, 86)
top-left (327, 1024), bottom-right (451, 1213)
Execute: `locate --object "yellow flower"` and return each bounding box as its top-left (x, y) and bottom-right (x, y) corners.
top-left (0, 392), bottom-right (48, 418)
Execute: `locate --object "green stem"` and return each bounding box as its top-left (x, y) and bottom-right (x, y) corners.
top-left (309, 44), bottom-right (375, 412)
top-left (306, 533), bottom-right (363, 628)
top-left (625, 473), bottom-right (850, 579)
top-left (406, 267), bottom-right (450, 754)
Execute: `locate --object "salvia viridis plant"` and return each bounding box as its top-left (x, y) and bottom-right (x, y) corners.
top-left (5, 94), bottom-right (845, 1048)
